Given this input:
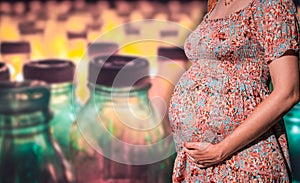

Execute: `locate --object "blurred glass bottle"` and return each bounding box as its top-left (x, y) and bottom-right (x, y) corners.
top-left (12, 1), bottom-right (26, 23)
top-left (87, 22), bottom-right (102, 43)
top-left (149, 47), bottom-right (188, 135)
top-left (120, 24), bottom-right (142, 55)
top-left (115, 0), bottom-right (131, 24)
top-left (96, 1), bottom-right (120, 34)
top-left (87, 42), bottom-right (119, 59)
top-left (18, 21), bottom-right (45, 60)
top-left (0, 80), bottom-right (74, 183)
top-left (159, 24), bottom-right (186, 49)
top-left (284, 103), bottom-right (300, 182)
top-left (72, 0), bottom-right (87, 14)
top-left (70, 55), bottom-right (174, 183)
top-left (66, 0), bottom-right (91, 64)
top-left (23, 60), bottom-right (76, 158)
top-left (188, 1), bottom-right (207, 29)
top-left (153, 2), bottom-right (168, 21)
top-left (44, 13), bottom-right (69, 58)
top-left (66, 15), bottom-right (88, 105)
top-left (26, 1), bottom-right (48, 30)
top-left (74, 42), bottom-right (119, 106)
top-left (28, 1), bottom-right (42, 15)
top-left (167, 0), bottom-right (182, 20)
top-left (0, 62), bottom-right (10, 81)
top-left (0, 2), bottom-right (20, 41)
top-left (148, 48), bottom-right (188, 181)
top-left (130, 0), bottom-right (156, 21)
top-left (0, 41), bottom-right (30, 81)
top-left (67, 30), bottom-right (87, 65)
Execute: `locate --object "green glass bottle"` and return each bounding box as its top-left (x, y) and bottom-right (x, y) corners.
top-left (0, 62), bottom-right (10, 81)
top-left (70, 55), bottom-right (175, 183)
top-left (23, 60), bottom-right (76, 158)
top-left (284, 102), bottom-right (300, 182)
top-left (0, 80), bottom-right (74, 183)
top-left (270, 79), bottom-right (300, 182)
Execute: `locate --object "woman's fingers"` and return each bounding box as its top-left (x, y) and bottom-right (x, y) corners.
top-left (183, 147), bottom-right (198, 157)
top-left (184, 142), bottom-right (200, 150)
top-left (185, 153), bottom-right (217, 168)
top-left (183, 146), bottom-right (212, 159)
top-left (184, 142), bottom-right (210, 151)
top-left (183, 143), bottom-right (213, 160)
top-left (183, 147), bottom-right (213, 162)
top-left (182, 142), bottom-right (226, 168)
top-left (183, 147), bottom-right (210, 158)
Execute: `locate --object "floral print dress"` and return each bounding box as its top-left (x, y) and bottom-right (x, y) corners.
top-left (168, 0), bottom-right (300, 182)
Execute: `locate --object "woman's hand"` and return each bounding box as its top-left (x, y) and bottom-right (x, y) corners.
top-left (183, 142), bottom-right (229, 168)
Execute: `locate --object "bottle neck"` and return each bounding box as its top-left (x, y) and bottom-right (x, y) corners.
top-left (50, 83), bottom-right (73, 106)
top-left (88, 83), bottom-right (151, 106)
top-left (0, 109), bottom-right (52, 138)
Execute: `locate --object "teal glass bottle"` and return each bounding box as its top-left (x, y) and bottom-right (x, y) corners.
top-left (23, 60), bottom-right (76, 158)
top-left (0, 80), bottom-right (74, 183)
top-left (270, 78), bottom-right (300, 182)
top-left (284, 102), bottom-right (300, 182)
top-left (0, 62), bottom-right (10, 81)
top-left (270, 79), bottom-right (300, 182)
top-left (70, 55), bottom-right (175, 183)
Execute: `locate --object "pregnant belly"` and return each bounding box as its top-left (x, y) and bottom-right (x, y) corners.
top-left (169, 73), bottom-right (252, 145)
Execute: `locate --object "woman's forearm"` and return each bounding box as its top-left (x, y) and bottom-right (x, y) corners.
top-left (219, 89), bottom-right (300, 157)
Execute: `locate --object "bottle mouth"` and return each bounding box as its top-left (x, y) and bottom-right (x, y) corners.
top-left (18, 21), bottom-right (44, 35)
top-left (87, 42), bottom-right (119, 59)
top-left (0, 41), bottom-right (31, 54)
top-left (160, 30), bottom-right (178, 38)
top-left (157, 46), bottom-right (188, 61)
top-left (23, 59), bottom-right (75, 84)
top-left (89, 55), bottom-right (150, 87)
top-left (0, 80), bottom-right (51, 115)
top-left (67, 31), bottom-right (87, 39)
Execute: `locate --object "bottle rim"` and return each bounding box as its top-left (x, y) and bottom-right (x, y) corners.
top-left (88, 82), bottom-right (152, 93)
top-left (0, 80), bottom-right (51, 115)
top-left (88, 54), bottom-right (150, 87)
top-left (23, 59), bottom-right (75, 84)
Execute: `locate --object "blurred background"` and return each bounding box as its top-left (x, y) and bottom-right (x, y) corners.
top-left (0, 0), bottom-right (300, 183)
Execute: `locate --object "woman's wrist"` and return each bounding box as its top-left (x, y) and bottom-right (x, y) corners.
top-left (217, 137), bottom-right (235, 160)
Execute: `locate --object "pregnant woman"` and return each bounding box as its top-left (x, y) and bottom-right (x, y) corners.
top-left (169, 0), bottom-right (300, 182)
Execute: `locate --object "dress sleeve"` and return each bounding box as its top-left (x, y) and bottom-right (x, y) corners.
top-left (255, 0), bottom-right (299, 64)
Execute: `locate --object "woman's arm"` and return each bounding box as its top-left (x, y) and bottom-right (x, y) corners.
top-left (184, 54), bottom-right (300, 167)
